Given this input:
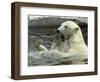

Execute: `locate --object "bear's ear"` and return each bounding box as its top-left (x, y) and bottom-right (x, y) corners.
top-left (65, 26), bottom-right (68, 28)
top-left (74, 28), bottom-right (79, 32)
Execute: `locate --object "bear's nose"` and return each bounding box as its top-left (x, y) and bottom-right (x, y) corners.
top-left (56, 30), bottom-right (60, 33)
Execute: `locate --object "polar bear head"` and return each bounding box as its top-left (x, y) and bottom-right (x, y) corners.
top-left (57, 21), bottom-right (80, 40)
top-left (56, 21), bottom-right (85, 44)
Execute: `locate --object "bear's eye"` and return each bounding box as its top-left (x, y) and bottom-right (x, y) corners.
top-left (65, 26), bottom-right (68, 28)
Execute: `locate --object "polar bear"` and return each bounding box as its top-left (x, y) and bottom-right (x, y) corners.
top-left (33, 21), bottom-right (88, 64)
top-left (56, 21), bottom-right (87, 55)
top-left (51, 21), bottom-right (88, 63)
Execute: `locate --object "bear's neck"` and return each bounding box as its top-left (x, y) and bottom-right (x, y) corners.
top-left (68, 30), bottom-right (85, 46)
